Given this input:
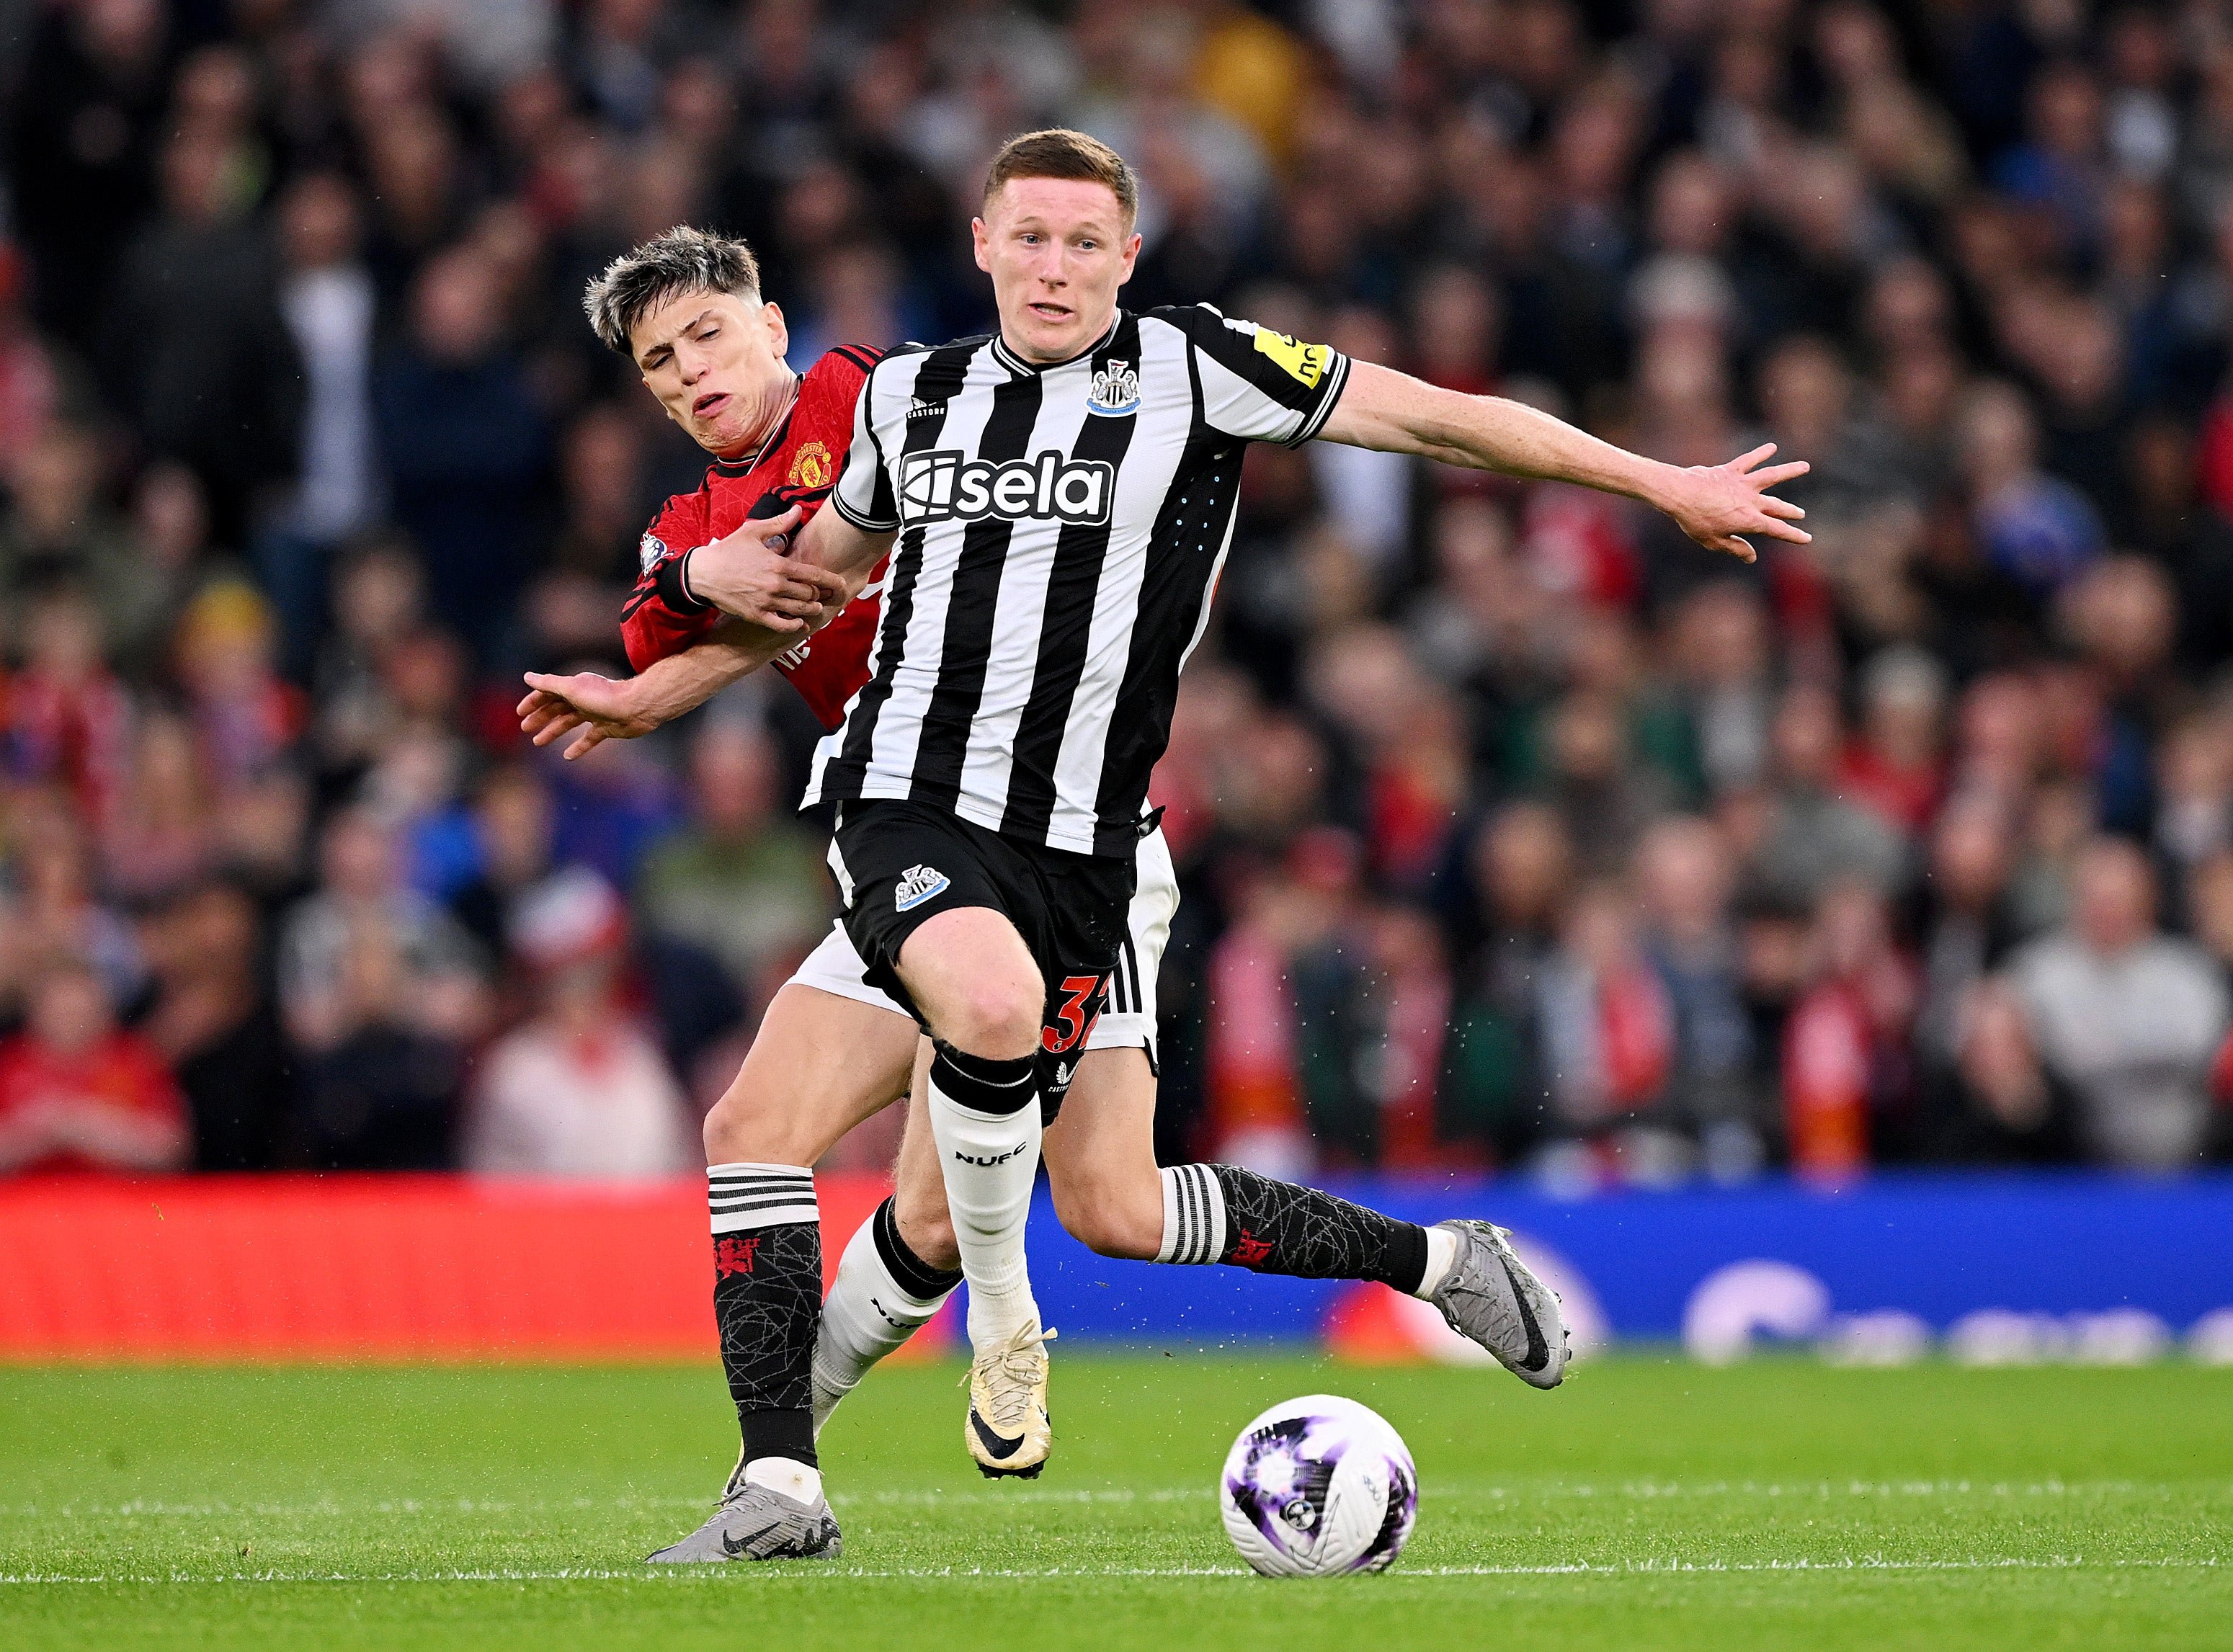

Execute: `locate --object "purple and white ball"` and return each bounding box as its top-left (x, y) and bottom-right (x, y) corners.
top-left (1218, 1394), bottom-right (1418, 1577)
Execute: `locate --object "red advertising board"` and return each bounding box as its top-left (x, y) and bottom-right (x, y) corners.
top-left (0, 1172), bottom-right (937, 1360)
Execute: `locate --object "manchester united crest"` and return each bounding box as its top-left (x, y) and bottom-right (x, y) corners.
top-left (788, 439), bottom-right (833, 490)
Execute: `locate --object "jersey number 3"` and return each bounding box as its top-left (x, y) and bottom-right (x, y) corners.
top-left (1042, 974), bottom-right (1108, 1053)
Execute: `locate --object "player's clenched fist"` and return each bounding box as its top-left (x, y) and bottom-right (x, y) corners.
top-left (683, 506), bottom-right (847, 630)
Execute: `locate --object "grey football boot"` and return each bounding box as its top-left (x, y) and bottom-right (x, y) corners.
top-left (1429, 1220), bottom-right (1570, 1388)
top-left (645, 1476), bottom-right (842, 1563)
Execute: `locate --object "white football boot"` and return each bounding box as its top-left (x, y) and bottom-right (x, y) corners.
top-left (963, 1319), bottom-right (1056, 1478)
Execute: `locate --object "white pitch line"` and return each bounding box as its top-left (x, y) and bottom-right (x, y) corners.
top-left (14, 1480), bottom-right (2215, 1521)
top-left (0, 1489), bottom-right (1213, 1520)
top-left (0, 1557), bottom-right (2220, 1586)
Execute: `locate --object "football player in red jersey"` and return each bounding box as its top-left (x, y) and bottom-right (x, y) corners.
top-left (522, 229), bottom-right (870, 753)
top-left (521, 231), bottom-right (929, 1557)
top-left (614, 318), bottom-right (884, 728)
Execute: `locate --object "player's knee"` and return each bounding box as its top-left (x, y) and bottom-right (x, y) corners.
top-left (1053, 1180), bottom-right (1161, 1262)
top-left (700, 1097), bottom-right (757, 1166)
top-left (702, 1089), bottom-right (812, 1168)
top-left (936, 980), bottom-right (1042, 1061)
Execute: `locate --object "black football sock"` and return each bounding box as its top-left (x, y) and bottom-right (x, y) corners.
top-left (707, 1162), bottom-right (823, 1488)
top-left (1153, 1164), bottom-right (1430, 1294)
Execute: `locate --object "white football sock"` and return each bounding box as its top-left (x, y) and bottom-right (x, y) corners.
top-left (1412, 1225), bottom-right (1460, 1300)
top-left (813, 1207), bottom-right (956, 1437)
top-left (924, 1048), bottom-right (1043, 1349)
top-left (743, 1455), bottom-right (823, 1504)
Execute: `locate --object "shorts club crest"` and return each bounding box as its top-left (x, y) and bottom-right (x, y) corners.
top-left (893, 863), bottom-right (950, 911)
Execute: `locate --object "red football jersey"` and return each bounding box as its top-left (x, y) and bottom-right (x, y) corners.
top-left (621, 344), bottom-right (886, 731)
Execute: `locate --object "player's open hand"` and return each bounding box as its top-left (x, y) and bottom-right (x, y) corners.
top-left (686, 507), bottom-right (847, 631)
top-left (517, 671), bottom-right (652, 761)
top-left (1661, 444), bottom-right (1810, 563)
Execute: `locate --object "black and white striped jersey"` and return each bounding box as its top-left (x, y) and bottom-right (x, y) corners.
top-left (805, 304), bottom-right (1351, 858)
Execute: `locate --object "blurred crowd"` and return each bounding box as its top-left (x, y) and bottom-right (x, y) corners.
top-left (4, 0), bottom-right (2233, 1189)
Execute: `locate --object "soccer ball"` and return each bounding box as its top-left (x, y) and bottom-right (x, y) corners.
top-left (1218, 1394), bottom-right (1417, 1577)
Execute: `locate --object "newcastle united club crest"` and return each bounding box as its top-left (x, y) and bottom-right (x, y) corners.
top-left (1086, 358), bottom-right (1141, 416)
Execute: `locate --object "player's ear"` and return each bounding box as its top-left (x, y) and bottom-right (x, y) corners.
top-left (761, 300), bottom-right (788, 359)
top-left (1118, 229), bottom-right (1141, 286)
top-left (971, 217), bottom-right (992, 274)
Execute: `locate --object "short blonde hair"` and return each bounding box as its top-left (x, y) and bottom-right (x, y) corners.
top-left (982, 128), bottom-right (1138, 226)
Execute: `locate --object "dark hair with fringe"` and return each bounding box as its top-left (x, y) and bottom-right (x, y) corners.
top-left (582, 226), bottom-right (762, 356)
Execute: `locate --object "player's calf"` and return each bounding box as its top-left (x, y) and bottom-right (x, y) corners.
top-left (648, 1159), bottom-right (834, 1564)
top-left (1047, 1173), bottom-right (1164, 1261)
top-left (921, 1037), bottom-right (1056, 1476)
top-left (812, 1195), bottom-right (960, 1438)
top-left (706, 1164), bottom-right (825, 1480)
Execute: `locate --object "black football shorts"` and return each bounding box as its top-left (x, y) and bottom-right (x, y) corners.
top-left (829, 798), bottom-right (1136, 1119)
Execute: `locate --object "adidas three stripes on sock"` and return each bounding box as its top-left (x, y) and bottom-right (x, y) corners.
top-left (1154, 1163), bottom-right (1430, 1296)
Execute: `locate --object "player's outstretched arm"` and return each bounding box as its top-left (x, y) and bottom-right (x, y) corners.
top-left (1316, 360), bottom-right (1809, 563)
top-left (518, 618), bottom-right (796, 761)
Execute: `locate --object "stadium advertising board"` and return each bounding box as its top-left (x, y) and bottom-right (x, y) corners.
top-left (4, 1173), bottom-right (2227, 1365)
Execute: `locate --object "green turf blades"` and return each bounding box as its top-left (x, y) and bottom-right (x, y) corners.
top-left (1, 1357), bottom-right (2229, 1650)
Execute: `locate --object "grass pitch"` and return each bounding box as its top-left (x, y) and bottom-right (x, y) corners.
top-left (1, 1354), bottom-right (2226, 1650)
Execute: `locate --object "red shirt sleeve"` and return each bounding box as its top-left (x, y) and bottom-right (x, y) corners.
top-left (620, 488), bottom-right (718, 674)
